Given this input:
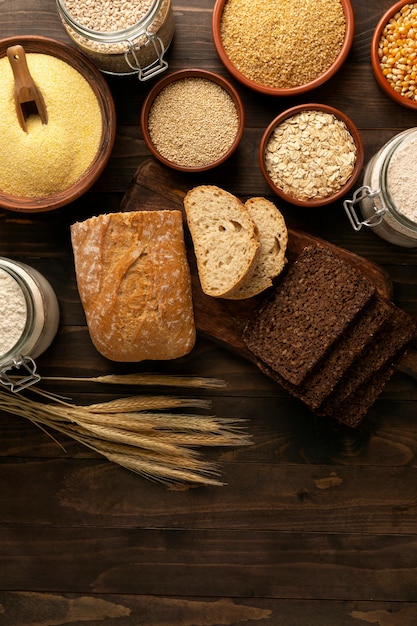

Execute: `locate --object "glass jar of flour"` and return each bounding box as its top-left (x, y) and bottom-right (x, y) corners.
top-left (0, 258), bottom-right (60, 392)
top-left (56, 0), bottom-right (175, 79)
top-left (344, 128), bottom-right (417, 247)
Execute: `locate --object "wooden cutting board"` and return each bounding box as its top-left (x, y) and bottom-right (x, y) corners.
top-left (120, 158), bottom-right (417, 380)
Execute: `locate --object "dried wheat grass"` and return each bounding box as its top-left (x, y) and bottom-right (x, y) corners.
top-left (42, 373), bottom-right (227, 388)
top-left (0, 377), bottom-right (251, 487)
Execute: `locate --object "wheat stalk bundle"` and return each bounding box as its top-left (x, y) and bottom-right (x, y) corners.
top-left (0, 377), bottom-right (251, 486)
top-left (42, 373), bottom-right (227, 388)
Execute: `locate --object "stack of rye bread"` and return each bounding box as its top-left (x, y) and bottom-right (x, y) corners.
top-left (70, 184), bottom-right (416, 429)
top-left (243, 244), bottom-right (415, 428)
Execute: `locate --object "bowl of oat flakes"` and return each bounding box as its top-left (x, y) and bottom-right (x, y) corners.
top-left (140, 68), bottom-right (244, 172)
top-left (212, 0), bottom-right (354, 96)
top-left (259, 104), bottom-right (364, 207)
top-left (371, 0), bottom-right (417, 110)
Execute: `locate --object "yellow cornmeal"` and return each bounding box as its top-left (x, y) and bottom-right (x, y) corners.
top-left (0, 53), bottom-right (102, 197)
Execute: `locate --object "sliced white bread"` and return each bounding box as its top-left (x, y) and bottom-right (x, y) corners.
top-left (184, 185), bottom-right (260, 298)
top-left (227, 197), bottom-right (288, 299)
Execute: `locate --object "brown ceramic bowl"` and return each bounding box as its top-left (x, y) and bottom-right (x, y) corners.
top-left (0, 35), bottom-right (116, 213)
top-left (371, 0), bottom-right (417, 110)
top-left (212, 0), bottom-right (355, 97)
top-left (259, 103), bottom-right (364, 207)
top-left (140, 68), bottom-right (244, 172)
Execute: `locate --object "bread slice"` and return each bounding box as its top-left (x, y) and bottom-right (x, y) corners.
top-left (71, 210), bottom-right (196, 362)
top-left (318, 306), bottom-right (415, 414)
top-left (322, 359), bottom-right (400, 428)
top-left (251, 304), bottom-right (414, 428)
top-left (227, 197), bottom-right (288, 299)
top-left (183, 185), bottom-right (260, 298)
top-left (284, 294), bottom-right (393, 409)
top-left (243, 245), bottom-right (376, 386)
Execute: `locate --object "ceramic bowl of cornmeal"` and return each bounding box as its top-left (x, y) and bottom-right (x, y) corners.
top-left (0, 36), bottom-right (116, 212)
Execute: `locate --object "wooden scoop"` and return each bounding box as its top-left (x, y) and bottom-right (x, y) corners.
top-left (6, 44), bottom-right (48, 132)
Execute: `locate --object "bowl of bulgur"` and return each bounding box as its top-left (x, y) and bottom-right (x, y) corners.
top-left (0, 35), bottom-right (116, 213)
top-left (212, 0), bottom-right (354, 96)
top-left (259, 104), bottom-right (364, 207)
top-left (371, 0), bottom-right (417, 110)
top-left (140, 68), bottom-right (244, 172)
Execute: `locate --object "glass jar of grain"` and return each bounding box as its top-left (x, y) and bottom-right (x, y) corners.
top-left (56, 0), bottom-right (174, 79)
top-left (344, 128), bottom-right (417, 247)
top-left (0, 258), bottom-right (60, 392)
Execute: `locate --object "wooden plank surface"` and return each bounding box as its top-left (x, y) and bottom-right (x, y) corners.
top-left (1, 0), bottom-right (417, 624)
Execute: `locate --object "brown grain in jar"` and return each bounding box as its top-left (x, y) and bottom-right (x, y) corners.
top-left (56, 0), bottom-right (175, 79)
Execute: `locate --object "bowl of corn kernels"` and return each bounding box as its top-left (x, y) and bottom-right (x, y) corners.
top-left (372, 0), bottom-right (417, 110)
top-left (140, 68), bottom-right (244, 172)
top-left (212, 0), bottom-right (355, 96)
top-left (259, 104), bottom-right (364, 207)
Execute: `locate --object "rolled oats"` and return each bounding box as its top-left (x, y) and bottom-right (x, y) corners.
top-left (264, 110), bottom-right (357, 201)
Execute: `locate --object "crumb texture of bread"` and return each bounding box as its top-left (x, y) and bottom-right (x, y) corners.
top-left (227, 197), bottom-right (288, 299)
top-left (243, 245), bottom-right (376, 386)
top-left (285, 295), bottom-right (393, 408)
top-left (71, 210), bottom-right (196, 362)
top-left (183, 185), bottom-right (260, 298)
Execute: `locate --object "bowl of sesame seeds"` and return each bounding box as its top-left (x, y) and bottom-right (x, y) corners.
top-left (212, 0), bottom-right (354, 96)
top-left (259, 104), bottom-right (364, 207)
top-left (140, 68), bottom-right (244, 172)
top-left (372, 0), bottom-right (417, 110)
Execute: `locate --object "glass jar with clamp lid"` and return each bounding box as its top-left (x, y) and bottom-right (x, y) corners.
top-left (344, 128), bottom-right (417, 247)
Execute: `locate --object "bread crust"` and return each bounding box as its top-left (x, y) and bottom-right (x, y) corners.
top-left (71, 210), bottom-right (196, 362)
top-left (184, 185), bottom-right (260, 298)
top-left (227, 197), bottom-right (288, 299)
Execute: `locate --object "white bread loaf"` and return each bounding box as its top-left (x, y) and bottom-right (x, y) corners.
top-left (71, 210), bottom-right (196, 362)
top-left (183, 185), bottom-right (260, 298)
top-left (227, 197), bottom-right (288, 299)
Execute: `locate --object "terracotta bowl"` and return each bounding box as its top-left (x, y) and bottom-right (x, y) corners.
top-left (371, 0), bottom-right (417, 110)
top-left (140, 68), bottom-right (244, 172)
top-left (259, 103), bottom-right (364, 208)
top-left (212, 0), bottom-right (355, 97)
top-left (0, 35), bottom-right (116, 213)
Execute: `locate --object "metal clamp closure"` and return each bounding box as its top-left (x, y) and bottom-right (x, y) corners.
top-left (0, 356), bottom-right (41, 392)
top-left (125, 34), bottom-right (168, 80)
top-left (343, 186), bottom-right (387, 231)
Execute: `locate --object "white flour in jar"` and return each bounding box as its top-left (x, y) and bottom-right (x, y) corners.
top-left (387, 133), bottom-right (417, 223)
top-left (0, 268), bottom-right (27, 355)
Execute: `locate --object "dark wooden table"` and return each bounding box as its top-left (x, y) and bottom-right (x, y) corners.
top-left (2, 1), bottom-right (417, 624)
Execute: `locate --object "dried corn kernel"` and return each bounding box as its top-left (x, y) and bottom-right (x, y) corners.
top-left (378, 3), bottom-right (417, 101)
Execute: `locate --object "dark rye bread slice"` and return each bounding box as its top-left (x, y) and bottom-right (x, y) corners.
top-left (318, 305), bottom-right (416, 414)
top-left (282, 294), bottom-right (393, 409)
top-left (322, 358), bottom-right (400, 428)
top-left (254, 336), bottom-right (413, 429)
top-left (243, 244), bottom-right (376, 386)
top-left (253, 355), bottom-right (399, 428)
